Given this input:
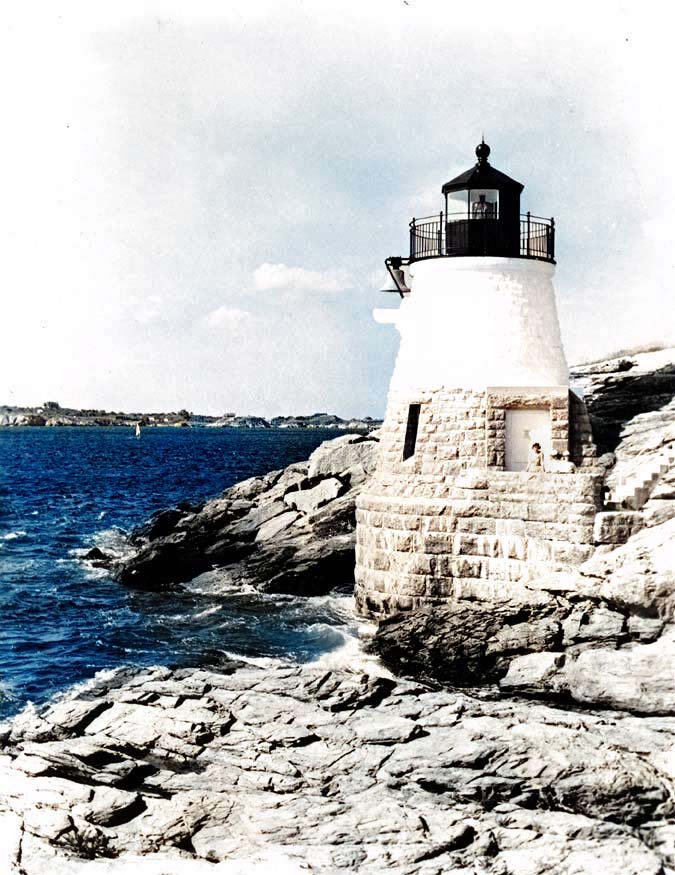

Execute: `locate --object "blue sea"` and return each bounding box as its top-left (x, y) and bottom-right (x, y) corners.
top-left (0, 426), bottom-right (359, 720)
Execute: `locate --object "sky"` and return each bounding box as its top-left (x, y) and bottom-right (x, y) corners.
top-left (1, 0), bottom-right (674, 417)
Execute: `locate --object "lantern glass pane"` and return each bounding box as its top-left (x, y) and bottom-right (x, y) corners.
top-left (446, 190), bottom-right (469, 220)
top-left (468, 189), bottom-right (499, 219)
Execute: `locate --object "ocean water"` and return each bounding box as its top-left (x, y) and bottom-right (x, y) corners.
top-left (0, 426), bottom-right (359, 720)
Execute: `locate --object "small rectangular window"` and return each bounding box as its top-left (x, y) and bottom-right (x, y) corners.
top-left (402, 403), bottom-right (421, 460)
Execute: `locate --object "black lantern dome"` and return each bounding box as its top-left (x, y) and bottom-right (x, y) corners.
top-left (408, 141), bottom-right (554, 263)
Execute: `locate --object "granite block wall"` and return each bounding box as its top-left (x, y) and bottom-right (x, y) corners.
top-left (355, 470), bottom-right (604, 617)
top-left (354, 386), bottom-right (602, 618)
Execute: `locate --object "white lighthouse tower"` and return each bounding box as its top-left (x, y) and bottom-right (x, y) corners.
top-left (355, 141), bottom-right (600, 618)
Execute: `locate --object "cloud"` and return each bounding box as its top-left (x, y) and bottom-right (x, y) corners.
top-left (641, 218), bottom-right (672, 243)
top-left (253, 263), bottom-right (352, 294)
top-left (134, 294), bottom-right (163, 325)
top-left (402, 185), bottom-right (445, 217)
top-left (204, 306), bottom-right (252, 329)
top-left (368, 267), bottom-right (390, 290)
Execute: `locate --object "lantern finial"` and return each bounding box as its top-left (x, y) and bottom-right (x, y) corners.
top-left (475, 139), bottom-right (491, 165)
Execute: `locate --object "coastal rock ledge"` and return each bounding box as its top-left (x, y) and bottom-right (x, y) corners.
top-left (1, 660), bottom-right (674, 875)
top-left (105, 432), bottom-right (381, 595)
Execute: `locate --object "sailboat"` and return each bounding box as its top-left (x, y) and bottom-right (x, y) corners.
top-left (135, 422), bottom-right (141, 438)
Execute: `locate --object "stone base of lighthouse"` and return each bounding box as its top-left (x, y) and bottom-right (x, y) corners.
top-left (355, 474), bottom-right (603, 618)
top-left (355, 389), bottom-right (602, 618)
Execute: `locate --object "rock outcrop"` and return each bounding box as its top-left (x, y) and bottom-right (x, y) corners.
top-left (106, 433), bottom-right (380, 594)
top-left (1, 660), bottom-right (674, 874)
top-left (571, 346), bottom-right (675, 455)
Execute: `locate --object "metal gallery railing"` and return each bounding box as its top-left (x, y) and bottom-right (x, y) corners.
top-left (409, 212), bottom-right (555, 263)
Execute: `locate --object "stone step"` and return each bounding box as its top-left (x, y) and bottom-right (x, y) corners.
top-left (606, 447), bottom-right (674, 510)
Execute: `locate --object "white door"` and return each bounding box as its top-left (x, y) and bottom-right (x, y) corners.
top-left (505, 408), bottom-right (551, 471)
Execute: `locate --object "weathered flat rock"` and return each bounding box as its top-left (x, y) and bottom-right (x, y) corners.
top-left (499, 651), bottom-right (566, 694)
top-left (284, 477), bottom-right (343, 513)
top-left (567, 629), bottom-right (675, 713)
top-left (2, 661), bottom-right (674, 874)
top-left (308, 434), bottom-right (379, 485)
top-left (254, 510), bottom-right (300, 542)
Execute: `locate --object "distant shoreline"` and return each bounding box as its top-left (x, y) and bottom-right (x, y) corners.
top-left (0, 405), bottom-right (382, 432)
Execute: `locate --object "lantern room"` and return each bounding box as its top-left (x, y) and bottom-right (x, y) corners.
top-left (441, 140), bottom-right (522, 257)
top-left (404, 141), bottom-right (555, 265)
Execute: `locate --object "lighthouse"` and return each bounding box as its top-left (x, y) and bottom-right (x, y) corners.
top-left (355, 142), bottom-right (601, 618)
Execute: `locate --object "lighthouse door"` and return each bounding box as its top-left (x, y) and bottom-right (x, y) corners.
top-left (504, 408), bottom-right (551, 471)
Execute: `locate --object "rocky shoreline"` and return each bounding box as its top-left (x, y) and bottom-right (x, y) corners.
top-left (1, 348), bottom-right (674, 873)
top-left (2, 658), bottom-right (674, 874)
top-left (93, 431), bottom-right (381, 595)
